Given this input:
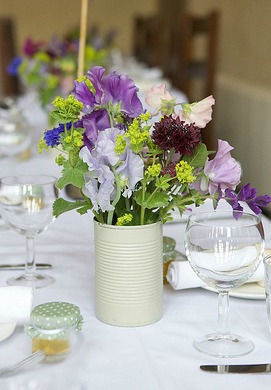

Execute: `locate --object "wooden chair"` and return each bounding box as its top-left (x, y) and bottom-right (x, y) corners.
top-left (169, 11), bottom-right (219, 150)
top-left (171, 11), bottom-right (219, 101)
top-left (0, 18), bottom-right (20, 98)
top-left (133, 14), bottom-right (162, 67)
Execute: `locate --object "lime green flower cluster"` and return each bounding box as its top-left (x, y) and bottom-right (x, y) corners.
top-left (126, 115), bottom-right (151, 153)
top-left (116, 213), bottom-right (133, 226)
top-left (52, 96), bottom-right (83, 123)
top-left (115, 135), bottom-right (127, 155)
top-left (175, 161), bottom-right (195, 184)
top-left (147, 163), bottom-right (162, 177)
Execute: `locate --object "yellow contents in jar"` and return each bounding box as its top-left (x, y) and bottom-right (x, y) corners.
top-left (163, 259), bottom-right (173, 284)
top-left (32, 337), bottom-right (70, 356)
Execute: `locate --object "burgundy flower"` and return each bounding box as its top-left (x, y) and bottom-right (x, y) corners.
top-left (161, 163), bottom-right (176, 178)
top-left (152, 115), bottom-right (201, 155)
top-left (23, 38), bottom-right (44, 56)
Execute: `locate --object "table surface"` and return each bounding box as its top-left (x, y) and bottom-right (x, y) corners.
top-left (1, 147), bottom-right (271, 388)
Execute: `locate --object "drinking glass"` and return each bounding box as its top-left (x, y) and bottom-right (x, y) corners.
top-left (0, 175), bottom-right (58, 288)
top-left (0, 98), bottom-right (32, 167)
top-left (0, 98), bottom-right (32, 231)
top-left (184, 210), bottom-right (265, 358)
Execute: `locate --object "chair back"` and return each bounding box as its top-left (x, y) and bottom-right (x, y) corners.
top-left (171, 11), bottom-right (219, 101)
top-left (0, 18), bottom-right (20, 98)
top-left (133, 14), bottom-right (161, 67)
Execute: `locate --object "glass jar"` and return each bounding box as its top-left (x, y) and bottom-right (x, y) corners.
top-left (25, 301), bottom-right (83, 362)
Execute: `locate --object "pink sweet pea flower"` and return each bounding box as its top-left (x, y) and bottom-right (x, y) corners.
top-left (178, 95), bottom-right (215, 128)
top-left (204, 139), bottom-right (242, 195)
top-left (145, 83), bottom-right (174, 115)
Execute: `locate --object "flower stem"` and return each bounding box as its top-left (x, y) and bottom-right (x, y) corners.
top-left (107, 166), bottom-right (121, 225)
top-left (140, 182), bottom-right (146, 225)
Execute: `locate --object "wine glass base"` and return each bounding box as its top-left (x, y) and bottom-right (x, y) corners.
top-left (7, 274), bottom-right (55, 289)
top-left (193, 333), bottom-right (254, 358)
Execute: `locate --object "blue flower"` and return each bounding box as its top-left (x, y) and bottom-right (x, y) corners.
top-left (44, 123), bottom-right (71, 147)
top-left (7, 57), bottom-right (22, 76)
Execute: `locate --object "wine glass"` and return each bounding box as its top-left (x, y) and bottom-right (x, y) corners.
top-left (0, 98), bottom-right (32, 231)
top-left (0, 175), bottom-right (58, 288)
top-left (0, 97), bottom-right (32, 167)
top-left (184, 210), bottom-right (265, 358)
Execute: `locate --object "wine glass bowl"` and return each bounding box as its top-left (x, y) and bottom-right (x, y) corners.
top-left (0, 175), bottom-right (58, 288)
top-left (0, 97), bottom-right (32, 159)
top-left (184, 210), bottom-right (265, 358)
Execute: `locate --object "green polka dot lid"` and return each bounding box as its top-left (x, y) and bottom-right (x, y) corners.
top-left (25, 301), bottom-right (83, 340)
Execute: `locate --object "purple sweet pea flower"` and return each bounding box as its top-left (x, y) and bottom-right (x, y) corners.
top-left (224, 188), bottom-right (244, 218)
top-left (237, 183), bottom-right (271, 214)
top-left (80, 109), bottom-right (111, 148)
top-left (204, 139), bottom-right (242, 195)
top-left (85, 66), bottom-right (143, 117)
top-left (87, 66), bottom-right (106, 105)
top-left (102, 71), bottom-right (143, 117)
top-left (73, 79), bottom-right (95, 113)
top-left (7, 57), bottom-right (22, 76)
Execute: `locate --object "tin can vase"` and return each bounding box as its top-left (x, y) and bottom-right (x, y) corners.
top-left (94, 220), bottom-right (163, 327)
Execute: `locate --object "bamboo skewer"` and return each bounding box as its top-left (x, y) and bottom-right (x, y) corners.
top-left (77, 0), bottom-right (89, 78)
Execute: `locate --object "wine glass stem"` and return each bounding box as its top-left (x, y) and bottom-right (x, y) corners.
top-left (25, 236), bottom-right (36, 278)
top-left (217, 291), bottom-right (230, 336)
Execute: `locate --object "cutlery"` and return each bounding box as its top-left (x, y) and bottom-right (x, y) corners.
top-left (0, 349), bottom-right (45, 376)
top-left (0, 263), bottom-right (52, 270)
top-left (200, 363), bottom-right (271, 374)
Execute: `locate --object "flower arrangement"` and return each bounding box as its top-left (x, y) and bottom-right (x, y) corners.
top-left (39, 66), bottom-right (271, 225)
top-left (7, 36), bottom-right (109, 109)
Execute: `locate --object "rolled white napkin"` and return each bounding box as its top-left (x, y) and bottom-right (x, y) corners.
top-left (167, 260), bottom-right (264, 290)
top-left (0, 286), bottom-right (33, 323)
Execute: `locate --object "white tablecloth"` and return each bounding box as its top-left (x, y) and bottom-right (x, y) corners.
top-left (1, 153), bottom-right (271, 389)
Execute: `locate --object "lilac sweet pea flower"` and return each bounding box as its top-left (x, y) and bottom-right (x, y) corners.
top-left (116, 150), bottom-right (144, 198)
top-left (82, 173), bottom-right (115, 212)
top-left (79, 127), bottom-right (144, 211)
top-left (204, 139), bottom-right (241, 195)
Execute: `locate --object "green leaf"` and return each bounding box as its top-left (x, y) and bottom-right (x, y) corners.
top-left (155, 174), bottom-right (171, 190)
top-left (183, 143), bottom-right (208, 168)
top-left (56, 159), bottom-right (88, 189)
top-left (53, 198), bottom-right (90, 217)
top-left (145, 192), bottom-right (170, 209)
